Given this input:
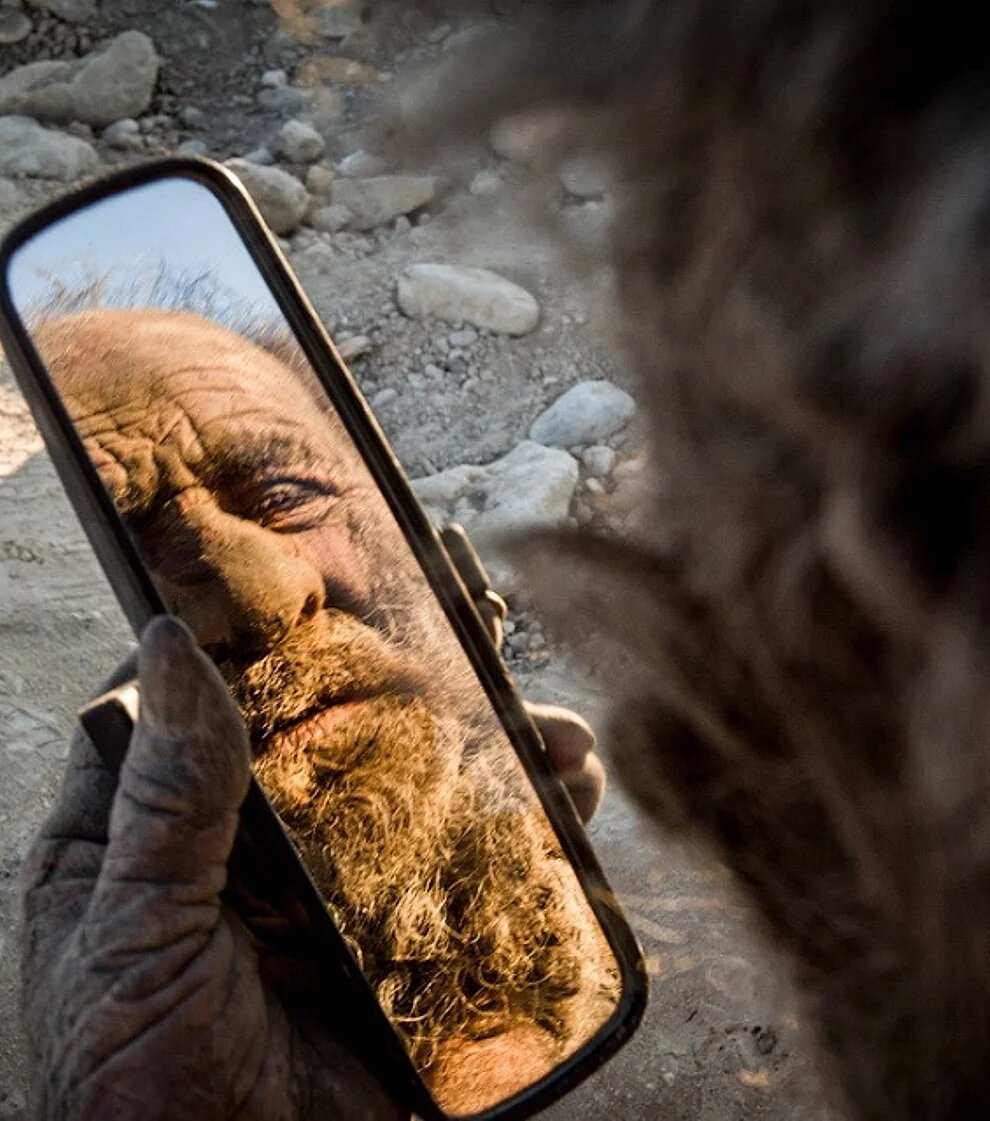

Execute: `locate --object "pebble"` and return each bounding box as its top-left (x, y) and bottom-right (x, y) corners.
top-left (256, 85), bottom-right (308, 114)
top-left (308, 203), bottom-right (352, 233)
top-left (581, 444), bottom-right (616, 477)
top-left (140, 113), bottom-right (172, 133)
top-left (260, 68), bottom-right (288, 88)
top-left (529, 379), bottom-right (636, 448)
top-left (585, 477), bottom-right (605, 496)
top-left (448, 327), bottom-right (478, 348)
top-left (305, 163), bottom-right (334, 195)
top-left (0, 30), bottom-right (160, 126)
top-left (243, 146), bottom-right (275, 165)
top-left (372, 387), bottom-right (398, 408)
top-left (176, 138), bottom-right (208, 157)
top-left (0, 115), bottom-right (99, 180)
top-left (330, 175), bottom-right (437, 231)
top-left (337, 335), bottom-right (371, 361)
top-left (224, 158), bottom-right (309, 234)
top-left (100, 117), bottom-right (142, 150)
top-left (337, 148), bottom-right (388, 178)
top-left (179, 105), bottom-right (205, 128)
top-left (290, 239), bottom-right (336, 272)
top-left (469, 169), bottom-right (502, 197)
top-left (0, 10), bottom-right (31, 45)
top-left (559, 155), bottom-right (611, 198)
top-left (276, 118), bottom-right (325, 163)
top-left (397, 263), bottom-right (540, 336)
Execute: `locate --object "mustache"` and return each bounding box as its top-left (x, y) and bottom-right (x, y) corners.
top-left (221, 606), bottom-right (431, 747)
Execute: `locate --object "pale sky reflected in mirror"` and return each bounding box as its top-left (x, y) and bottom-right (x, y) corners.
top-left (8, 176), bottom-right (281, 318)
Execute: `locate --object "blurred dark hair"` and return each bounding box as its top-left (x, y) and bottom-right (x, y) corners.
top-left (405, 2), bottom-right (990, 1116)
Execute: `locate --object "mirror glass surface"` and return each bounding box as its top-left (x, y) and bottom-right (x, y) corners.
top-left (5, 175), bottom-right (622, 1117)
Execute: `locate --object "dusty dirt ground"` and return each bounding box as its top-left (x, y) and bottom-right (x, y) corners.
top-left (1, 3), bottom-right (835, 1118)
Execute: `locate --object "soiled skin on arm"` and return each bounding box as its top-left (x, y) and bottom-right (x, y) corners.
top-left (22, 307), bottom-right (618, 1116)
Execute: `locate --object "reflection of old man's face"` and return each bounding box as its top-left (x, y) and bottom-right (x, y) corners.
top-left (34, 308), bottom-right (618, 1113)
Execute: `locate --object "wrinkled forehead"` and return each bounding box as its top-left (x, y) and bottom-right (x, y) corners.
top-left (33, 307), bottom-right (333, 447)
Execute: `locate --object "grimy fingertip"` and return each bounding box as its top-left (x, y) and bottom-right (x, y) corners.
top-left (137, 615), bottom-right (235, 734)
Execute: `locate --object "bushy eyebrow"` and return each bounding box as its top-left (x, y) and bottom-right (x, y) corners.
top-left (206, 432), bottom-right (339, 486)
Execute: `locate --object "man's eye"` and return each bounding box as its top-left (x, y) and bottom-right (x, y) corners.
top-left (254, 477), bottom-right (336, 530)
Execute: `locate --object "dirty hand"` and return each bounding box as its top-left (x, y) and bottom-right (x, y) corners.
top-left (21, 616), bottom-right (403, 1121)
top-left (524, 701), bottom-right (606, 824)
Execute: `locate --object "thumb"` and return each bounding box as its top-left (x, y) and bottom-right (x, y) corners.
top-left (87, 616), bottom-right (251, 939)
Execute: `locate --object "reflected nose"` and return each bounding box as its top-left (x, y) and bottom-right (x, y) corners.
top-left (156, 505), bottom-right (327, 658)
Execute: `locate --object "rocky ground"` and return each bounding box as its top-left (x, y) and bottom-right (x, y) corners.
top-left (1, 3), bottom-right (833, 1118)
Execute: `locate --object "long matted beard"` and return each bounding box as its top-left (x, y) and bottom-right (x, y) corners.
top-left (229, 600), bottom-right (609, 1072)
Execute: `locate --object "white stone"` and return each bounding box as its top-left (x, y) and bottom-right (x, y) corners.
top-left (559, 155), bottom-right (611, 198)
top-left (337, 148), bottom-right (387, 178)
top-left (469, 169), bottom-right (502, 197)
top-left (372, 387), bottom-right (398, 408)
top-left (330, 175), bottom-right (436, 230)
top-left (397, 263), bottom-right (540, 336)
top-left (448, 327), bottom-right (478, 347)
top-left (412, 441), bottom-right (578, 586)
top-left (100, 117), bottom-right (141, 150)
top-left (581, 444), bottom-right (616, 477)
top-left (337, 334), bottom-right (371, 361)
top-left (256, 85), bottom-right (307, 114)
top-left (224, 158), bottom-right (309, 234)
top-left (0, 31), bottom-right (159, 126)
top-left (0, 10), bottom-right (31, 44)
top-left (260, 68), bottom-right (288, 88)
top-left (176, 138), bottom-right (208, 157)
top-left (276, 118), bottom-right (324, 163)
top-left (308, 203), bottom-right (351, 233)
top-left (305, 163), bottom-right (334, 195)
top-left (0, 116), bottom-right (99, 180)
top-left (243, 146), bottom-right (274, 165)
top-left (529, 380), bottom-right (636, 448)
top-left (179, 105), bottom-right (205, 128)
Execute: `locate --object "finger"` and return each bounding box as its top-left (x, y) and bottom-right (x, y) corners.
top-left (559, 752), bottom-right (607, 824)
top-left (86, 616), bottom-right (250, 942)
top-left (526, 701), bottom-right (606, 822)
top-left (21, 650), bottom-right (138, 978)
top-left (526, 701), bottom-right (598, 771)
